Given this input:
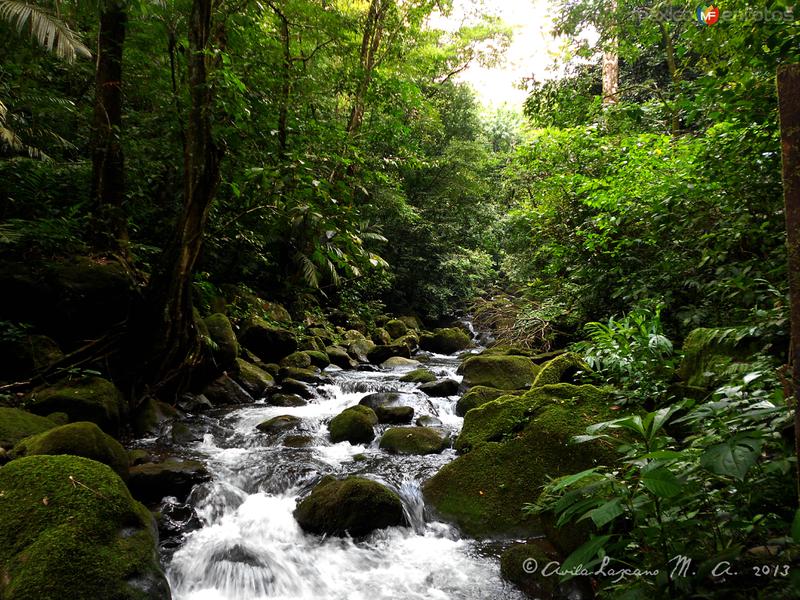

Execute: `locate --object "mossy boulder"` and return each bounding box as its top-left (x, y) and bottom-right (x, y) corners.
top-left (500, 542), bottom-right (559, 599)
top-left (262, 301), bottom-right (292, 324)
top-left (367, 343), bottom-right (412, 365)
top-left (293, 476), bottom-right (406, 537)
top-left (395, 332), bottom-right (420, 353)
top-left (240, 317), bottom-right (298, 363)
top-left (277, 378), bottom-right (314, 399)
top-left (268, 393), bottom-right (307, 407)
top-left (0, 334), bottom-right (63, 382)
top-left (328, 405), bottom-right (378, 445)
top-left (203, 313), bottom-right (238, 368)
top-left (456, 386), bottom-right (522, 417)
top-left (304, 350), bottom-right (331, 369)
top-left (358, 392), bottom-right (419, 424)
top-left (384, 319), bottom-right (408, 340)
top-left (419, 378), bottom-right (459, 397)
top-left (326, 345), bottom-right (358, 369)
top-left (347, 339), bottom-right (376, 363)
top-left (233, 358), bottom-right (275, 398)
top-left (461, 355), bottom-right (539, 390)
top-left (398, 315), bottom-right (423, 331)
top-left (11, 422), bottom-right (129, 481)
top-left (380, 356), bottom-right (420, 369)
top-left (203, 374), bottom-right (254, 405)
top-left (531, 352), bottom-right (591, 388)
top-left (131, 397), bottom-right (178, 437)
top-left (0, 408), bottom-right (57, 450)
top-left (128, 458), bottom-right (211, 504)
top-left (256, 415), bottom-right (301, 434)
top-left (423, 384), bottom-right (616, 538)
top-left (278, 367), bottom-right (328, 385)
top-left (679, 327), bottom-right (760, 390)
top-left (26, 377), bottom-right (126, 435)
top-left (372, 328), bottom-right (392, 345)
top-left (0, 455), bottom-right (169, 599)
top-left (379, 427), bottom-right (448, 455)
top-left (419, 327), bottom-right (471, 355)
top-left (399, 368), bottom-right (437, 384)
top-left (280, 351), bottom-right (312, 369)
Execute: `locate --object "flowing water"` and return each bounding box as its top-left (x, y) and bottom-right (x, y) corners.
top-left (151, 350), bottom-right (525, 600)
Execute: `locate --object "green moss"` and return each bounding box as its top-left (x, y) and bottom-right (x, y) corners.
top-left (461, 355), bottom-right (540, 390)
top-left (304, 350), bottom-right (331, 369)
top-left (456, 386), bottom-right (522, 416)
top-left (328, 405), bottom-right (378, 445)
top-left (131, 398), bottom-right (177, 437)
top-left (256, 415), bottom-right (301, 434)
top-left (531, 352), bottom-right (591, 388)
top-left (279, 351), bottom-right (312, 369)
top-left (203, 313), bottom-right (239, 368)
top-left (424, 385), bottom-right (616, 538)
top-left (399, 368), bottom-right (437, 384)
top-left (0, 409), bottom-right (56, 450)
top-left (456, 384), bottom-right (611, 452)
top-left (678, 327), bottom-right (759, 389)
top-left (234, 358), bottom-right (275, 397)
top-left (293, 476), bottom-right (405, 537)
top-left (379, 427), bottom-right (448, 455)
top-left (500, 542), bottom-right (558, 598)
top-left (0, 455), bottom-right (169, 600)
top-left (384, 319), bottom-right (408, 340)
top-left (11, 422), bottom-right (129, 481)
top-left (419, 328), bottom-right (471, 354)
top-left (26, 377), bottom-right (126, 435)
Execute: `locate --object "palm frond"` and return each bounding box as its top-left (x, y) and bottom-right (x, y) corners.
top-left (0, 0), bottom-right (91, 62)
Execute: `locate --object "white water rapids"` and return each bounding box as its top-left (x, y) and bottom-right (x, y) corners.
top-left (160, 353), bottom-right (525, 600)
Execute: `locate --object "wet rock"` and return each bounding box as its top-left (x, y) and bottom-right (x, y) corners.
top-left (203, 374), bottom-right (254, 406)
top-left (257, 415), bottom-right (302, 434)
top-left (381, 356), bottom-right (420, 369)
top-left (456, 386), bottom-right (522, 417)
top-left (326, 345), bottom-right (358, 369)
top-left (128, 458), bottom-right (211, 504)
top-left (398, 315), bottom-right (423, 331)
top-left (293, 476), bottom-right (406, 537)
top-left (416, 415), bottom-right (443, 428)
top-left (328, 405), bottom-right (377, 445)
top-left (0, 408), bottom-right (57, 450)
top-left (304, 350), bottom-right (331, 369)
top-left (379, 426), bottom-right (448, 455)
top-left (348, 339), bottom-right (376, 363)
top-left (204, 313), bottom-right (239, 369)
top-left (419, 328), bottom-right (471, 355)
top-left (240, 317), bottom-right (298, 363)
top-left (280, 351), bottom-right (312, 369)
top-left (384, 319), bottom-right (408, 339)
top-left (375, 405), bottom-right (414, 424)
top-left (372, 328), bottom-right (392, 345)
top-left (419, 378), bottom-right (459, 397)
top-left (399, 368), bottom-right (436, 384)
top-left (283, 435), bottom-right (314, 448)
top-left (278, 367), bottom-right (329, 385)
top-left (268, 393), bottom-right (308, 407)
top-left (132, 397), bottom-right (178, 436)
top-left (359, 392), bottom-right (420, 423)
top-left (532, 352), bottom-right (591, 387)
top-left (233, 358), bottom-right (275, 398)
top-left (26, 376), bottom-right (126, 435)
top-left (177, 393), bottom-right (213, 413)
top-left (11, 421), bottom-right (129, 480)
top-left (0, 455), bottom-right (170, 600)
top-left (367, 343), bottom-right (411, 365)
top-left (461, 355), bottom-right (539, 390)
top-left (279, 378), bottom-right (315, 399)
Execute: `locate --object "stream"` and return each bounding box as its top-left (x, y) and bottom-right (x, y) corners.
top-left (143, 347), bottom-right (525, 600)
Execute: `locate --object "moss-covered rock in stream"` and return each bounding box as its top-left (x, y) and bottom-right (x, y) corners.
top-left (419, 327), bottom-right (471, 354)
top-left (499, 541), bottom-right (594, 600)
top-left (418, 378), bottom-right (459, 397)
top-left (326, 345), bottom-right (358, 369)
top-left (423, 384), bottom-right (615, 538)
top-left (531, 352), bottom-right (591, 388)
top-left (0, 455), bottom-right (170, 600)
top-left (384, 319), bottom-right (408, 340)
top-left (347, 339), bottom-right (375, 363)
top-left (293, 476), bottom-right (406, 537)
top-left (25, 377), bottom-right (126, 435)
top-left (128, 458), bottom-right (211, 504)
top-left (399, 368), bottom-right (437, 384)
top-left (279, 351), bottom-right (312, 369)
top-left (328, 405), bottom-right (378, 445)
top-left (203, 374), bottom-right (254, 405)
top-left (456, 386), bottom-right (522, 417)
top-left (11, 422), bottom-right (129, 480)
top-left (203, 313), bottom-right (238, 369)
top-left (278, 367), bottom-right (329, 385)
top-left (240, 317), bottom-right (298, 363)
top-left (358, 392), bottom-right (419, 424)
top-left (256, 415), bottom-right (301, 434)
top-left (372, 328), bottom-right (392, 345)
top-left (461, 355), bottom-right (539, 390)
top-left (0, 408), bottom-right (57, 450)
top-left (233, 358), bottom-right (275, 398)
top-left (304, 350), bottom-right (331, 369)
top-left (0, 334), bottom-right (64, 382)
top-left (379, 427), bottom-right (448, 455)
top-left (380, 356), bottom-right (420, 369)
top-left (398, 316), bottom-right (423, 331)
top-left (678, 327), bottom-right (761, 390)
top-left (367, 343), bottom-right (411, 365)
top-left (131, 397), bottom-right (178, 437)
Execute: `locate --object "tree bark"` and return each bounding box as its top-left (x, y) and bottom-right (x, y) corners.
top-left (658, 19), bottom-right (680, 135)
top-left (90, 0), bottom-right (128, 253)
top-left (347, 0), bottom-right (390, 136)
top-left (139, 0), bottom-right (222, 395)
top-left (777, 64), bottom-right (800, 502)
top-left (601, 0), bottom-right (618, 106)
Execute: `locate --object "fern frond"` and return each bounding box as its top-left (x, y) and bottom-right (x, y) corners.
top-left (0, 0), bottom-right (91, 62)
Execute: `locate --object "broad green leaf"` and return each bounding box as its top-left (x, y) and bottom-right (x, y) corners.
top-left (700, 437), bottom-right (763, 481)
top-left (559, 535), bottom-right (613, 582)
top-left (548, 467), bottom-right (600, 492)
top-left (587, 497), bottom-right (625, 528)
top-left (640, 467), bottom-right (683, 498)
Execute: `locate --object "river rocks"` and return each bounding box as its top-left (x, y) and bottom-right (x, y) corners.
top-left (128, 457), bottom-right (211, 504)
top-left (358, 392), bottom-right (419, 424)
top-left (399, 368), bottom-right (436, 383)
top-left (328, 405), bottom-right (378, 444)
top-left (419, 378), bottom-right (459, 397)
top-left (367, 343), bottom-right (412, 365)
top-left (0, 455), bottom-right (170, 600)
top-left (381, 356), bottom-right (420, 369)
top-left (262, 301), bottom-right (292, 324)
top-left (326, 345), bottom-right (358, 369)
top-left (384, 319), bottom-right (408, 339)
top-left (233, 358), bottom-right (275, 398)
top-left (279, 378), bottom-right (315, 399)
top-left (240, 317), bottom-right (298, 363)
top-left (204, 313), bottom-right (239, 368)
top-left (419, 327), bottom-right (471, 355)
top-left (0, 333), bottom-right (63, 381)
top-left (379, 406), bottom-right (415, 424)
top-left (379, 427), bottom-right (448, 455)
top-left (0, 408), bottom-right (57, 450)
top-left (423, 383), bottom-right (615, 538)
top-left (461, 355), bottom-right (539, 390)
top-left (256, 415), bottom-right (301, 434)
top-left (280, 351), bottom-right (312, 369)
top-left (372, 328), bottom-right (392, 345)
top-left (203, 374), bottom-right (254, 405)
top-left (679, 327), bottom-right (759, 390)
top-left (456, 386), bottom-right (522, 416)
top-left (415, 415), bottom-right (443, 427)
top-left (278, 367), bottom-right (329, 385)
top-left (26, 376), bottom-right (126, 435)
top-left (399, 315), bottom-right (423, 331)
top-left (268, 392), bottom-right (308, 407)
top-left (293, 476), bottom-right (406, 537)
top-left (531, 352), bottom-right (591, 387)
top-left (132, 397), bottom-right (178, 436)
top-left (11, 421), bottom-right (129, 480)
top-left (500, 542), bottom-right (560, 599)
top-left (304, 350), bottom-right (331, 369)
top-left (348, 339), bottom-right (376, 363)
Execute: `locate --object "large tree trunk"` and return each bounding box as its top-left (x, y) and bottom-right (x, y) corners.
top-left (777, 64), bottom-right (800, 502)
top-left (658, 19), bottom-right (680, 135)
top-left (139, 0), bottom-right (222, 395)
top-left (347, 0), bottom-right (390, 136)
top-left (90, 0), bottom-right (128, 253)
